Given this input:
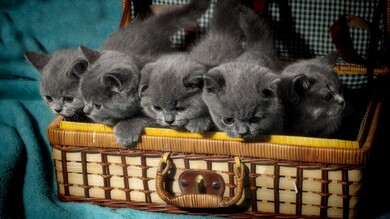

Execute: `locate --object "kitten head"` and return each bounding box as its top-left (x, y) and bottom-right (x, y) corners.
top-left (280, 52), bottom-right (345, 136)
top-left (25, 48), bottom-right (88, 117)
top-left (202, 62), bottom-right (282, 138)
top-left (79, 46), bottom-right (141, 125)
top-left (139, 54), bottom-right (208, 130)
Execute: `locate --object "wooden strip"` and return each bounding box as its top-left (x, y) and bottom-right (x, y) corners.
top-left (342, 169), bottom-right (351, 219)
top-left (141, 154), bottom-right (151, 203)
top-left (296, 168), bottom-right (303, 216)
top-left (320, 169), bottom-right (329, 218)
top-left (250, 163), bottom-right (258, 212)
top-left (120, 154), bottom-right (131, 201)
top-left (228, 162), bottom-right (234, 197)
top-left (61, 149), bottom-right (70, 196)
top-left (81, 151), bottom-right (90, 198)
top-left (101, 153), bottom-right (112, 199)
top-left (274, 163), bottom-right (280, 214)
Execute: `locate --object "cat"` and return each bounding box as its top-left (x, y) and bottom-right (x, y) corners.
top-left (25, 48), bottom-right (89, 121)
top-left (278, 52), bottom-right (345, 138)
top-left (138, 0), bottom-right (244, 133)
top-left (78, 0), bottom-right (211, 146)
top-left (201, 6), bottom-right (283, 139)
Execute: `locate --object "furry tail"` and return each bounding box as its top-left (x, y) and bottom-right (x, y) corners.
top-left (208, 0), bottom-right (242, 36)
top-left (145, 0), bottom-right (211, 37)
top-left (239, 7), bottom-right (275, 57)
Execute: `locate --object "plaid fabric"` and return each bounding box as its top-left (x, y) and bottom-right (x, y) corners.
top-left (131, 0), bottom-right (383, 89)
top-left (132, 0), bottom-right (382, 58)
top-left (267, 0), bottom-right (382, 60)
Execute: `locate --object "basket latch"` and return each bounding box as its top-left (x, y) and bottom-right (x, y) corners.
top-left (156, 153), bottom-right (244, 208)
top-left (178, 170), bottom-right (225, 197)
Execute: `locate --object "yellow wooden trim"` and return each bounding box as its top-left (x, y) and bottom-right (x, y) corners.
top-left (59, 121), bottom-right (360, 149)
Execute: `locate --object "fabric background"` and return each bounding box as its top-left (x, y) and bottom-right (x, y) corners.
top-left (0, 1), bottom-right (219, 218)
top-left (1, 0), bottom-right (390, 219)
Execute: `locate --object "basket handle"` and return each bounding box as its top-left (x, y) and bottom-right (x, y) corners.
top-left (155, 153), bottom-right (245, 208)
top-left (330, 14), bottom-right (372, 65)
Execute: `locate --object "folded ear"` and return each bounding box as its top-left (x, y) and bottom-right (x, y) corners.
top-left (288, 74), bottom-right (313, 102)
top-left (261, 77), bottom-right (280, 98)
top-left (24, 51), bottom-right (51, 72)
top-left (203, 69), bottom-right (225, 93)
top-left (69, 58), bottom-right (89, 79)
top-left (102, 72), bottom-right (134, 93)
top-left (79, 45), bottom-right (100, 64)
top-left (183, 64), bottom-right (206, 90)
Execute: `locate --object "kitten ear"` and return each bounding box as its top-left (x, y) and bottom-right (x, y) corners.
top-left (102, 73), bottom-right (126, 93)
top-left (24, 51), bottom-right (51, 72)
top-left (70, 59), bottom-right (89, 78)
top-left (261, 78), bottom-right (280, 98)
top-left (289, 74), bottom-right (312, 102)
top-left (79, 45), bottom-right (100, 64)
top-left (183, 75), bottom-right (204, 90)
top-left (203, 69), bottom-right (225, 93)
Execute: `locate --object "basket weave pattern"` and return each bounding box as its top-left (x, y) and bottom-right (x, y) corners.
top-left (53, 145), bottom-right (362, 218)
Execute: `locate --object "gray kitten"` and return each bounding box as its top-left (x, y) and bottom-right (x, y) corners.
top-left (138, 0), bottom-right (243, 133)
top-left (202, 6), bottom-right (283, 138)
top-left (279, 52), bottom-right (345, 138)
top-left (79, 0), bottom-right (211, 146)
top-left (25, 48), bottom-right (88, 120)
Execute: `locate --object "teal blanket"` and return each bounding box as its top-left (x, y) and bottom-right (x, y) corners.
top-left (0, 1), bottom-right (218, 218)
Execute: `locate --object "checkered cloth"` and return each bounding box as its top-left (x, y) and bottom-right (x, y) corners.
top-left (131, 0), bottom-right (383, 89)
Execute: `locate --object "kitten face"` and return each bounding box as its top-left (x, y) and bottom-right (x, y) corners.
top-left (25, 49), bottom-right (88, 117)
top-left (139, 54), bottom-right (209, 130)
top-left (202, 62), bottom-right (282, 138)
top-left (79, 49), bottom-right (141, 125)
top-left (280, 54), bottom-right (345, 137)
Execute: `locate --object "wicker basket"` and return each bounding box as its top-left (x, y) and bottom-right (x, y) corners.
top-left (48, 0), bottom-right (390, 218)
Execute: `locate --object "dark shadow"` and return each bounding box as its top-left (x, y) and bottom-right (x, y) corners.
top-left (2, 125), bottom-right (27, 219)
top-left (355, 74), bottom-right (390, 219)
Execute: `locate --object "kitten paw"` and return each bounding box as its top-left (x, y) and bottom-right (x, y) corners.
top-left (185, 117), bottom-right (211, 133)
top-left (114, 123), bottom-right (142, 148)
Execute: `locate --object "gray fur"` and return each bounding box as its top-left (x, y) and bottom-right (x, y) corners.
top-left (79, 0), bottom-right (211, 146)
top-left (279, 52), bottom-right (345, 137)
top-left (203, 63), bottom-right (282, 138)
top-left (138, 0), bottom-right (242, 133)
top-left (139, 54), bottom-right (211, 132)
top-left (189, 0), bottom-right (244, 67)
top-left (202, 5), bottom-right (283, 138)
top-left (25, 48), bottom-right (88, 120)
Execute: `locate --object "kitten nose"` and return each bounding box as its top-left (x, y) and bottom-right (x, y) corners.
top-left (238, 126), bottom-right (250, 136)
top-left (165, 120), bottom-right (174, 125)
top-left (164, 114), bottom-right (175, 125)
top-left (54, 109), bottom-right (62, 113)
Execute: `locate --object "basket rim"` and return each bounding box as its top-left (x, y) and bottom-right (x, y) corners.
top-left (47, 98), bottom-right (381, 165)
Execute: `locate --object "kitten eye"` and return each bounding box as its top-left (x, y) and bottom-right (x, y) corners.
top-left (323, 93), bottom-right (332, 102)
top-left (152, 105), bottom-right (162, 112)
top-left (249, 116), bottom-right (261, 123)
top-left (223, 118), bottom-right (234, 125)
top-left (45, 96), bottom-right (53, 102)
top-left (94, 103), bottom-right (102, 110)
top-left (63, 97), bottom-right (74, 103)
top-left (175, 106), bottom-right (187, 112)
